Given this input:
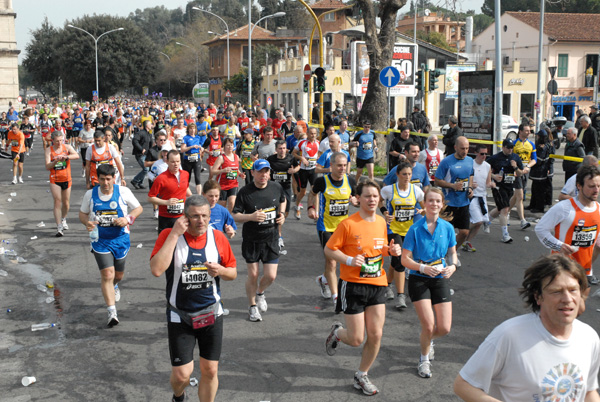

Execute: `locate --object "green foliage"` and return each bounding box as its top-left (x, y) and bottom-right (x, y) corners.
top-left (22, 17), bottom-right (60, 98)
top-left (259, 0), bottom-right (311, 30)
top-left (128, 6), bottom-right (185, 47)
top-left (405, 29), bottom-right (454, 51)
top-left (473, 14), bottom-right (494, 36)
top-left (482, 0), bottom-right (540, 17)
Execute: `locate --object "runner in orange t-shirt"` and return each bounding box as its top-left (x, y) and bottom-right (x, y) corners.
top-left (324, 180), bottom-right (401, 396)
top-left (6, 123), bottom-right (25, 184)
top-left (45, 130), bottom-right (80, 236)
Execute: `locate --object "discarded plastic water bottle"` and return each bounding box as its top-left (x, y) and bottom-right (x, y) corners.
top-left (9, 192), bottom-right (16, 197)
top-left (89, 213), bottom-right (99, 243)
top-left (45, 296), bottom-right (55, 304)
top-left (37, 284), bottom-right (48, 293)
top-left (0, 269), bottom-right (7, 277)
top-left (4, 250), bottom-right (17, 257)
top-left (16, 256), bottom-right (26, 263)
top-left (31, 323), bottom-right (56, 331)
top-left (189, 377), bottom-right (198, 387)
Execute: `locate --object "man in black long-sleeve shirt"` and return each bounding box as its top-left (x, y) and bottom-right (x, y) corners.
top-left (131, 120), bottom-right (154, 189)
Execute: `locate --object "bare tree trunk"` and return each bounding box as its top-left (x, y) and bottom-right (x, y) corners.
top-left (356, 0), bottom-right (406, 168)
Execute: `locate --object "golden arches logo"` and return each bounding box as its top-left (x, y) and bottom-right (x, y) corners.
top-left (333, 77), bottom-right (343, 86)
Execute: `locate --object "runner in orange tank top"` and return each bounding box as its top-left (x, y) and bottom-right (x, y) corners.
top-left (536, 165), bottom-right (600, 287)
top-left (44, 130), bottom-right (79, 237)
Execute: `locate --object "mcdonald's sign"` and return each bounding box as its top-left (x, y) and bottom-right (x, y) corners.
top-left (333, 77), bottom-right (343, 86)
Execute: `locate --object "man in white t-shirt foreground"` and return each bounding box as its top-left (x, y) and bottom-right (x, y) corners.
top-left (454, 254), bottom-right (599, 402)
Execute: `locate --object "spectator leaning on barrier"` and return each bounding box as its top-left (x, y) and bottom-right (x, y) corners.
top-left (563, 127), bottom-right (586, 183)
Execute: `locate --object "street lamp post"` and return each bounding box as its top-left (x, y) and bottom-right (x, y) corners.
top-left (67, 24), bottom-right (124, 101)
top-left (175, 42), bottom-right (199, 84)
top-left (248, 10), bottom-right (286, 107)
top-left (157, 51), bottom-right (171, 98)
top-left (192, 7), bottom-right (230, 82)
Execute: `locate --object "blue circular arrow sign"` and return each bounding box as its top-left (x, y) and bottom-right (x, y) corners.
top-left (379, 66), bottom-right (400, 88)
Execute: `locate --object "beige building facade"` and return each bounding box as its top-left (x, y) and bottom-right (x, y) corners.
top-left (0, 0), bottom-right (19, 109)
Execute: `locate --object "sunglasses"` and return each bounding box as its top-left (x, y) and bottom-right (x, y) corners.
top-left (479, 152), bottom-right (487, 155)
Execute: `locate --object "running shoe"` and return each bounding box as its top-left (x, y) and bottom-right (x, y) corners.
top-left (278, 236), bottom-right (285, 249)
top-left (114, 284), bottom-right (121, 302)
top-left (248, 306), bottom-right (262, 322)
top-left (316, 275), bottom-right (331, 299)
top-left (429, 342), bottom-right (435, 361)
top-left (395, 293), bottom-right (407, 310)
top-left (353, 372), bottom-right (379, 396)
top-left (298, 203), bottom-right (304, 210)
top-left (82, 170), bottom-right (86, 178)
top-left (520, 220), bottom-right (531, 230)
top-left (483, 222), bottom-right (491, 233)
top-left (55, 224), bottom-right (64, 237)
top-left (418, 360), bottom-right (432, 378)
top-left (295, 206), bottom-right (301, 220)
top-left (384, 285), bottom-right (394, 300)
top-left (18, 177), bottom-right (23, 184)
top-left (61, 219), bottom-right (69, 230)
top-left (461, 242), bottom-right (476, 252)
top-left (11, 177), bottom-right (17, 184)
top-left (256, 293), bottom-right (268, 312)
top-left (326, 321), bottom-right (343, 356)
top-left (171, 392), bottom-right (186, 402)
top-left (107, 310), bottom-right (119, 327)
top-left (502, 234), bottom-right (513, 244)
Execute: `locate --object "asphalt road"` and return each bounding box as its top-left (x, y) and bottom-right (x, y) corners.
top-left (1, 136), bottom-right (599, 402)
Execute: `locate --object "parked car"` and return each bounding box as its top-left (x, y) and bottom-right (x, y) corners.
top-left (441, 115), bottom-right (519, 140)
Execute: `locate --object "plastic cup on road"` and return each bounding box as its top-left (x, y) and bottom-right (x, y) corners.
top-left (21, 376), bottom-right (36, 386)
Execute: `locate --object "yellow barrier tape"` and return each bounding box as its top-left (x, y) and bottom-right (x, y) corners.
top-left (307, 123), bottom-right (584, 162)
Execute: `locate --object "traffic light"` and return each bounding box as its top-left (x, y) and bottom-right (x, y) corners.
top-left (415, 69), bottom-right (424, 93)
top-left (429, 69), bottom-right (442, 92)
top-left (314, 67), bottom-right (326, 92)
top-left (243, 76), bottom-right (248, 92)
top-left (313, 76), bottom-right (318, 93)
top-left (303, 79), bottom-right (309, 93)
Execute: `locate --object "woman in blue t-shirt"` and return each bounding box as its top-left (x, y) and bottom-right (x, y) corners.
top-left (401, 187), bottom-right (457, 380)
top-left (350, 121), bottom-right (377, 182)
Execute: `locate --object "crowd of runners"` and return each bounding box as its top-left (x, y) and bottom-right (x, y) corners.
top-left (3, 98), bottom-right (599, 401)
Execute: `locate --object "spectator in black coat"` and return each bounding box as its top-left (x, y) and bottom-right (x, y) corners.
top-left (442, 115), bottom-right (462, 157)
top-left (578, 115), bottom-right (598, 157)
top-left (563, 127), bottom-right (585, 183)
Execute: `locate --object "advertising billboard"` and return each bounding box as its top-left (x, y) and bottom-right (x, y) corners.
top-left (193, 83), bottom-right (209, 104)
top-left (351, 41), bottom-right (418, 97)
top-left (444, 63), bottom-right (477, 99)
top-left (458, 70), bottom-right (495, 141)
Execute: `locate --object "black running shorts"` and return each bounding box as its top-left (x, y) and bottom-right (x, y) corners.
top-left (336, 280), bottom-right (387, 314)
top-left (408, 274), bottom-right (451, 305)
top-left (168, 314), bottom-right (223, 365)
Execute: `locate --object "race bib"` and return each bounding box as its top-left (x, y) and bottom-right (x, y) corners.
top-left (175, 138), bottom-right (183, 149)
top-left (54, 160), bottom-right (67, 170)
top-left (342, 142), bottom-right (349, 151)
top-left (96, 209), bottom-right (117, 227)
top-left (307, 157), bottom-right (317, 169)
top-left (167, 199), bottom-right (184, 215)
top-left (242, 150), bottom-right (252, 158)
top-left (258, 207), bottom-right (277, 225)
top-left (394, 205), bottom-right (415, 222)
top-left (212, 150), bottom-right (221, 158)
top-left (329, 199), bottom-right (349, 217)
top-left (572, 225), bottom-right (597, 248)
top-left (273, 172), bottom-right (288, 182)
top-left (360, 255), bottom-right (383, 278)
top-left (504, 173), bottom-right (515, 184)
top-left (456, 178), bottom-right (469, 191)
top-left (362, 142), bottom-right (372, 151)
top-left (188, 153), bottom-right (198, 162)
top-left (181, 263), bottom-right (214, 290)
top-left (428, 162), bottom-right (439, 177)
top-left (10, 140), bottom-right (19, 147)
top-left (95, 159), bottom-right (111, 165)
top-left (226, 170), bottom-right (238, 180)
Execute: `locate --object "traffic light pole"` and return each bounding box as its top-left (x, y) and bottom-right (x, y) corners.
top-left (424, 68), bottom-right (430, 116)
top-left (299, 0), bottom-right (324, 129)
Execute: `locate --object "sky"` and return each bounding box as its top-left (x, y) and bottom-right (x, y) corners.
top-left (13, 0), bottom-right (485, 62)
